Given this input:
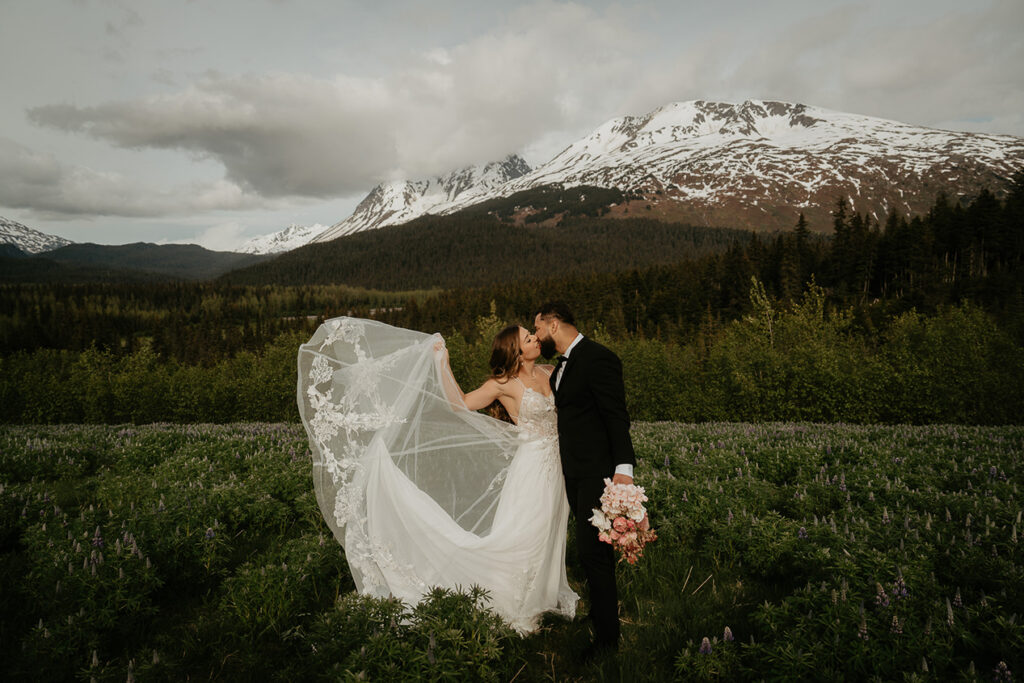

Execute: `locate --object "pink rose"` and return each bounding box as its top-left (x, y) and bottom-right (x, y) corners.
top-left (609, 530), bottom-right (621, 541)
top-left (639, 515), bottom-right (650, 531)
top-left (612, 517), bottom-right (629, 533)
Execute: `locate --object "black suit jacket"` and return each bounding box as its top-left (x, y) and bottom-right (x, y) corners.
top-left (551, 336), bottom-right (636, 479)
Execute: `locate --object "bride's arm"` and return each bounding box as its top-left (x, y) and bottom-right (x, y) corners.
top-left (434, 338), bottom-right (503, 411)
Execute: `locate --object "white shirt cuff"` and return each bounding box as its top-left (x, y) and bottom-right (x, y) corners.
top-left (614, 463), bottom-right (634, 478)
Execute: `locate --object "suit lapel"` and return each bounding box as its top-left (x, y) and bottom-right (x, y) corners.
top-left (556, 337), bottom-right (586, 397)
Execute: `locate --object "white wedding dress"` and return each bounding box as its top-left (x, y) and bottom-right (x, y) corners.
top-left (297, 317), bottom-right (578, 634)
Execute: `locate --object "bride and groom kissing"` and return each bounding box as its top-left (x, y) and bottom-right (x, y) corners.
top-left (298, 300), bottom-right (639, 661)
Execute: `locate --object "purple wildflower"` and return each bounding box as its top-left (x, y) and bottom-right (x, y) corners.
top-left (993, 661), bottom-right (1012, 682)
top-left (723, 627), bottom-right (734, 642)
top-left (663, 453), bottom-right (671, 468)
top-left (699, 637), bottom-right (712, 654)
top-left (953, 589), bottom-right (962, 608)
top-left (798, 527), bottom-right (808, 539)
top-left (205, 527), bottom-right (215, 539)
top-left (890, 615), bottom-right (902, 634)
top-left (893, 576), bottom-right (908, 600)
top-left (875, 583), bottom-right (889, 608)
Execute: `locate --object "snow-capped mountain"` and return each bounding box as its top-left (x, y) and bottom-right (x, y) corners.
top-left (313, 100), bottom-right (1024, 239)
top-left (0, 216), bottom-right (73, 254)
top-left (311, 154), bottom-right (531, 243)
top-left (237, 223), bottom-right (329, 255)
top-left (493, 100), bottom-right (1024, 230)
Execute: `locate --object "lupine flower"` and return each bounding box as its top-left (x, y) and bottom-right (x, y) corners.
top-left (893, 576), bottom-right (908, 599)
top-left (699, 637), bottom-right (712, 654)
top-left (205, 528), bottom-right (215, 539)
top-left (663, 453), bottom-right (670, 468)
top-left (993, 661), bottom-right (1011, 682)
top-left (946, 598), bottom-right (955, 626)
top-left (890, 615), bottom-right (902, 634)
top-left (875, 583), bottom-right (889, 607)
top-left (723, 627), bottom-right (733, 642)
top-left (858, 616), bottom-right (869, 641)
top-left (798, 527), bottom-right (808, 539)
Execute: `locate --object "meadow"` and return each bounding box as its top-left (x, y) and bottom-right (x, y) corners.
top-left (1, 421), bottom-right (1020, 681)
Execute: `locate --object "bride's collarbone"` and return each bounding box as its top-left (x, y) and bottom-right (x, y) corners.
top-left (514, 373), bottom-right (552, 399)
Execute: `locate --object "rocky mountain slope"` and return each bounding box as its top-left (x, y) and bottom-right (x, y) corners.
top-left (310, 154), bottom-right (531, 244)
top-left (0, 216), bottom-right (73, 254)
top-left (313, 99), bottom-right (1024, 238)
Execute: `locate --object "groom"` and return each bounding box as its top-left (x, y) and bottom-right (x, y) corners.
top-left (534, 301), bottom-right (636, 658)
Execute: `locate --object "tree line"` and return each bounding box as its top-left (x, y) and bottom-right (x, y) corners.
top-left (3, 173), bottom-right (1022, 363)
top-left (0, 174), bottom-right (1022, 425)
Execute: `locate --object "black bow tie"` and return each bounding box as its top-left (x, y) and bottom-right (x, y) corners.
top-left (554, 355), bottom-right (568, 373)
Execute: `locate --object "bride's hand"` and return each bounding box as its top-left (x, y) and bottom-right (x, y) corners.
top-left (433, 337), bottom-right (449, 362)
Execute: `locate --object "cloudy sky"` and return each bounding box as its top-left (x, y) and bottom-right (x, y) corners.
top-left (2, 0), bottom-right (1022, 249)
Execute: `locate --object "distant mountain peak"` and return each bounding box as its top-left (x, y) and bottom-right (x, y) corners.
top-left (289, 99), bottom-right (1024, 250)
top-left (311, 154), bottom-right (532, 243)
top-left (237, 223), bottom-right (329, 255)
top-left (0, 216), bottom-right (73, 254)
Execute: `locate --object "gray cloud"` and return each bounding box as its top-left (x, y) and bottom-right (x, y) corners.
top-left (25, 2), bottom-right (640, 201)
top-left (0, 137), bottom-right (270, 219)
top-left (28, 72), bottom-right (401, 198)
top-left (9, 0), bottom-right (1024, 233)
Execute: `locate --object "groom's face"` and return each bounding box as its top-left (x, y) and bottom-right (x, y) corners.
top-left (533, 313), bottom-right (558, 359)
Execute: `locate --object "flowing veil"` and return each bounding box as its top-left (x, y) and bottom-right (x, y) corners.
top-left (297, 317), bottom-right (522, 597)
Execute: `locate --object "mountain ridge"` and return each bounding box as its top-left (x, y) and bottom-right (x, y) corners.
top-left (304, 99), bottom-right (1024, 243)
top-left (1, 216), bottom-right (73, 254)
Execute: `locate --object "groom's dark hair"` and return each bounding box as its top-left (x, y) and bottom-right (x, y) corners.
top-left (536, 301), bottom-right (576, 326)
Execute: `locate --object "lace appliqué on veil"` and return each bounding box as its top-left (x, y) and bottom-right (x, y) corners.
top-left (305, 319), bottom-right (414, 588)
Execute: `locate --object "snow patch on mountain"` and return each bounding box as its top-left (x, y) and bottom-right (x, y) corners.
top-left (237, 223), bottom-right (329, 254)
top-left (0, 217), bottom-right (74, 254)
top-left (312, 154), bottom-right (531, 244)
top-left (311, 100), bottom-right (1024, 239)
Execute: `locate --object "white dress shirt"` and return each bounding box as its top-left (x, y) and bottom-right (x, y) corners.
top-left (555, 333), bottom-right (634, 480)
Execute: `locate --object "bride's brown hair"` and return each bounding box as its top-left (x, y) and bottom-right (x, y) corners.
top-left (486, 324), bottom-right (522, 423)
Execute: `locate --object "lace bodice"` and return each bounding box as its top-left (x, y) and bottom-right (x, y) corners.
top-left (516, 387), bottom-right (558, 442)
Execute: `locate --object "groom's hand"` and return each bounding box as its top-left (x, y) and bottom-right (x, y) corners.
top-left (612, 473), bottom-right (633, 486)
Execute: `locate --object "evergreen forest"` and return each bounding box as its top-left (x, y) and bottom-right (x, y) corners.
top-left (2, 174), bottom-right (1023, 425)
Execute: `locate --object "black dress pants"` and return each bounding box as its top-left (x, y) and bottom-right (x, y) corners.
top-left (565, 475), bottom-right (619, 647)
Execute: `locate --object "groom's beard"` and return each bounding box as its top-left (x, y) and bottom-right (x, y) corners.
top-left (539, 337), bottom-right (557, 359)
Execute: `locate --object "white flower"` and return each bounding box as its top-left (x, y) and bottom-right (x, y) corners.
top-left (589, 509), bottom-right (612, 531)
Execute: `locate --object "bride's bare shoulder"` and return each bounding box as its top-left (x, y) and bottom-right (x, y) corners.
top-left (536, 364), bottom-right (555, 376)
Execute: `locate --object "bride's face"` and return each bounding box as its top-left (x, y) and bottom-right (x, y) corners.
top-left (519, 326), bottom-right (541, 361)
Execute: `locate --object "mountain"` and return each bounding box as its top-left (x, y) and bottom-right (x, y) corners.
top-left (313, 100), bottom-right (1024, 238)
top-left (497, 100), bottom-right (1024, 231)
top-left (218, 211), bottom-right (753, 290)
top-left (311, 154), bottom-right (532, 243)
top-left (237, 223), bottom-right (329, 254)
top-left (26, 243), bottom-right (272, 281)
top-left (0, 216), bottom-right (73, 253)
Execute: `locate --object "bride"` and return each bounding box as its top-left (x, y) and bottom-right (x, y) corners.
top-left (297, 317), bottom-right (578, 634)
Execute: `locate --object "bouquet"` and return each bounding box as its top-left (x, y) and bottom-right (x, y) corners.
top-left (589, 478), bottom-right (657, 564)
